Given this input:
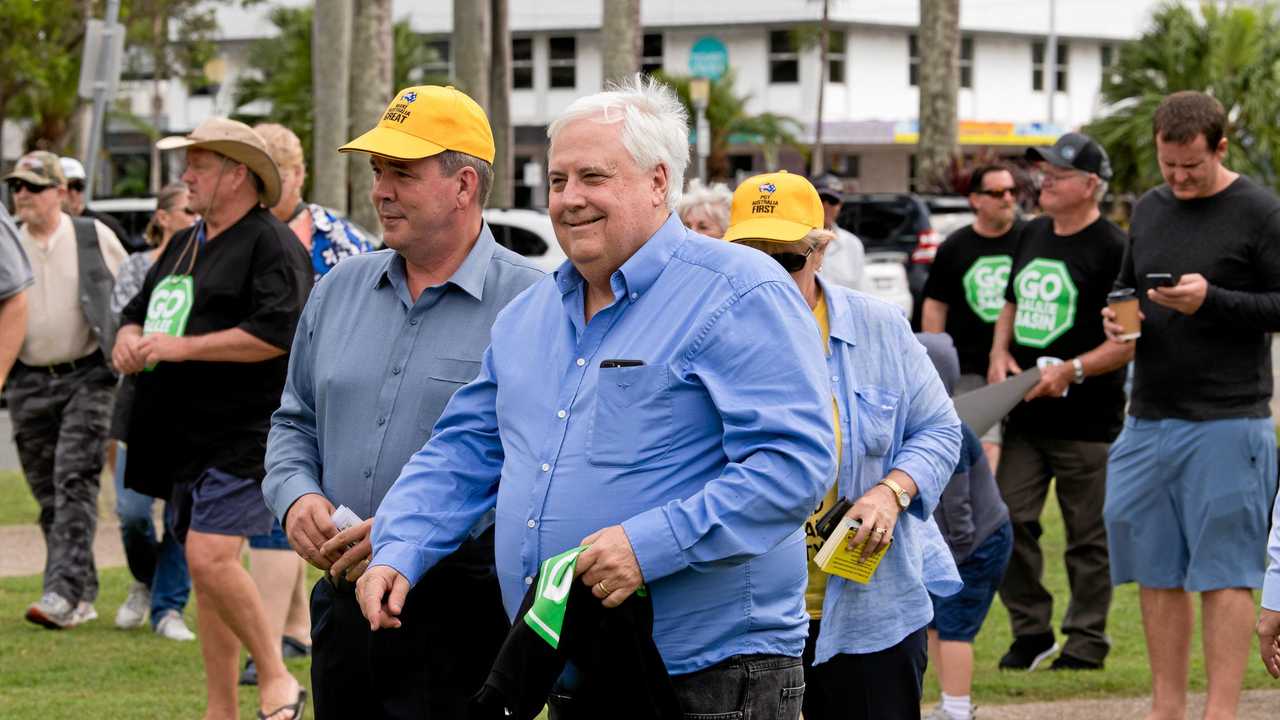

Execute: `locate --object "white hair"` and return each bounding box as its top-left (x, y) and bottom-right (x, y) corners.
top-left (547, 74), bottom-right (690, 210)
top-left (677, 179), bottom-right (733, 231)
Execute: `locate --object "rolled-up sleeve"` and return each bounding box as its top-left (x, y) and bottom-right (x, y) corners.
top-left (892, 321), bottom-right (962, 519)
top-left (623, 280), bottom-right (837, 583)
top-left (263, 282), bottom-right (325, 524)
top-left (371, 345), bottom-right (505, 586)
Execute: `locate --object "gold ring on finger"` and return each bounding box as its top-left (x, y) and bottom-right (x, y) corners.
top-left (598, 579), bottom-right (611, 594)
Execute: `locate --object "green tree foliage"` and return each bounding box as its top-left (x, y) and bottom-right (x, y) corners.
top-left (654, 69), bottom-right (803, 180)
top-left (1084, 1), bottom-right (1280, 194)
top-left (233, 4), bottom-right (440, 194)
top-left (0, 0), bottom-right (85, 156)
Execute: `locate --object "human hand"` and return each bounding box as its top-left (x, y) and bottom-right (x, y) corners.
top-left (576, 525), bottom-right (645, 609)
top-left (1024, 361), bottom-right (1073, 401)
top-left (1258, 608), bottom-right (1280, 678)
top-left (356, 565), bottom-right (410, 631)
top-left (284, 493), bottom-right (338, 570)
top-left (1148, 273), bottom-right (1208, 315)
top-left (321, 518), bottom-right (373, 582)
top-left (137, 333), bottom-right (193, 366)
top-left (987, 350), bottom-right (1021, 384)
top-left (846, 484), bottom-right (900, 560)
top-left (112, 329), bottom-right (147, 374)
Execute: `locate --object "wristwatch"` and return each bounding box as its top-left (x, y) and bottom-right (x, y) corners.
top-left (878, 478), bottom-right (911, 512)
top-left (1071, 358), bottom-right (1085, 384)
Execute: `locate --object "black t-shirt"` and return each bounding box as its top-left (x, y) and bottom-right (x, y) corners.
top-left (120, 206), bottom-right (312, 496)
top-left (922, 220), bottom-right (1025, 375)
top-left (1118, 176), bottom-right (1280, 420)
top-left (1003, 215), bottom-right (1126, 442)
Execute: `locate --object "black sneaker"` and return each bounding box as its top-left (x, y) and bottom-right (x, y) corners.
top-left (998, 632), bottom-right (1059, 671)
top-left (1049, 653), bottom-right (1103, 671)
top-left (238, 657), bottom-right (257, 686)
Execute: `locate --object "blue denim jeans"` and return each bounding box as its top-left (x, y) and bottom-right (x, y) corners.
top-left (114, 443), bottom-right (191, 625)
top-left (549, 654), bottom-right (805, 719)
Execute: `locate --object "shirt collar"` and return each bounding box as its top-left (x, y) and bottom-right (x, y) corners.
top-left (818, 275), bottom-right (857, 347)
top-left (552, 212), bottom-right (686, 300)
top-left (373, 221), bottom-right (497, 302)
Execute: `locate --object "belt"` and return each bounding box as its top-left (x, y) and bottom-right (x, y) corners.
top-left (16, 350), bottom-right (105, 377)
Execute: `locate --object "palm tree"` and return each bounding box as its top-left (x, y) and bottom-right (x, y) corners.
top-left (1084, 1), bottom-right (1280, 194)
top-left (655, 70), bottom-right (803, 180)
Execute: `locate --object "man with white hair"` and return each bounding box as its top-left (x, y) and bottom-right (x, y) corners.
top-left (58, 157), bottom-right (132, 249)
top-left (358, 76), bottom-right (835, 718)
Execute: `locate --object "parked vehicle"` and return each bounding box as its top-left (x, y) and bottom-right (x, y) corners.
top-left (88, 197), bottom-right (156, 251)
top-left (483, 207), bottom-right (566, 273)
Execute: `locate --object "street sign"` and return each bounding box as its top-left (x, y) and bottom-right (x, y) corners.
top-left (689, 36), bottom-right (728, 81)
top-left (77, 20), bottom-right (125, 101)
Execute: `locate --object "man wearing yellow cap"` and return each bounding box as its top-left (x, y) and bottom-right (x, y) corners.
top-left (263, 86), bottom-right (542, 718)
top-left (724, 171), bottom-right (961, 720)
top-left (113, 117), bottom-right (313, 720)
top-left (357, 76), bottom-right (836, 718)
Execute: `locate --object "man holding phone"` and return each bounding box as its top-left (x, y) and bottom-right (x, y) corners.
top-left (1102, 91), bottom-right (1280, 719)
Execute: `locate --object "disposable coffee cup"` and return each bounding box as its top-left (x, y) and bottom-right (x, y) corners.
top-left (1108, 288), bottom-right (1141, 341)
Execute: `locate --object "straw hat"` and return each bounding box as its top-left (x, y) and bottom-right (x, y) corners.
top-left (157, 117), bottom-right (282, 206)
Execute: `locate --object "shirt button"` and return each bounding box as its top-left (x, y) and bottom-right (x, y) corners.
top-left (832, 375), bottom-right (839, 382)
top-left (557, 409), bottom-right (567, 419)
top-left (525, 576), bottom-right (534, 586)
top-left (576, 358), bottom-right (586, 367)
top-left (377, 417), bottom-right (386, 426)
top-left (527, 519), bottom-right (537, 528)
top-left (409, 318), bottom-right (418, 326)
top-left (363, 468), bottom-right (372, 478)
top-left (392, 366), bottom-right (401, 375)
top-left (541, 463), bottom-right (551, 472)
top-left (630, 292), bottom-right (638, 300)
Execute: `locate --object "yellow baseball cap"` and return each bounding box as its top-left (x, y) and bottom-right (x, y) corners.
top-left (723, 170), bottom-right (824, 244)
top-left (339, 85), bottom-right (495, 163)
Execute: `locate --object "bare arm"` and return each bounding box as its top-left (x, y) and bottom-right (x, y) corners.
top-left (921, 298), bottom-right (948, 334)
top-left (136, 327), bottom-right (286, 368)
top-left (987, 302), bottom-right (1020, 383)
top-left (1025, 337), bottom-right (1134, 401)
top-left (0, 291), bottom-right (28, 389)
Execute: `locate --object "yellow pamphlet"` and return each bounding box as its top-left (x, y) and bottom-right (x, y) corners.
top-left (813, 517), bottom-right (889, 584)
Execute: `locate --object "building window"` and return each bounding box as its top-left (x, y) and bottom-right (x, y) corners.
top-left (642, 33), bottom-right (663, 75)
top-left (1100, 44), bottom-right (1115, 85)
top-left (960, 36), bottom-right (974, 88)
top-left (512, 37), bottom-right (533, 89)
top-left (910, 33), bottom-right (972, 88)
top-left (422, 38), bottom-right (451, 85)
top-left (827, 30), bottom-right (846, 83)
top-left (830, 153), bottom-right (861, 179)
top-left (548, 36), bottom-right (576, 88)
top-left (769, 30), bottom-right (799, 84)
top-left (1032, 40), bottom-right (1069, 92)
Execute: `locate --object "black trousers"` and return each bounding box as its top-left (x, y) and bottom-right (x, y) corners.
top-left (801, 621), bottom-right (928, 720)
top-left (310, 528), bottom-right (509, 720)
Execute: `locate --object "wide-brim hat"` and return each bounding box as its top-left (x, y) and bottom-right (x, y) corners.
top-left (339, 85), bottom-right (495, 163)
top-left (723, 170), bottom-right (825, 244)
top-left (157, 117), bottom-right (282, 207)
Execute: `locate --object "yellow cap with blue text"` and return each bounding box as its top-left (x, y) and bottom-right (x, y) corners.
top-left (723, 170), bottom-right (824, 244)
top-left (339, 85), bottom-right (495, 163)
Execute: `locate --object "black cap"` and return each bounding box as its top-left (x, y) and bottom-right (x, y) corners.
top-left (810, 174), bottom-right (844, 202)
top-left (1025, 132), bottom-right (1112, 180)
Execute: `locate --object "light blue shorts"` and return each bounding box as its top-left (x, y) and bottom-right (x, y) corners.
top-left (1104, 415), bottom-right (1277, 592)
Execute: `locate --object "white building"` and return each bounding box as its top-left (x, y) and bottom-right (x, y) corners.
top-left (96, 0), bottom-right (1169, 198)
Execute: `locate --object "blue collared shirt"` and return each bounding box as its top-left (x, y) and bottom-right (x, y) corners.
top-left (372, 213), bottom-right (837, 675)
top-left (1266, 495), bottom-right (1280, 611)
top-left (812, 277), bottom-right (963, 663)
top-left (263, 224), bottom-right (544, 523)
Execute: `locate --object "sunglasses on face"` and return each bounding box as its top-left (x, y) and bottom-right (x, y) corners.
top-left (771, 247), bottom-right (815, 273)
top-left (67, 180), bottom-right (85, 193)
top-left (976, 187), bottom-right (1016, 199)
top-left (820, 195), bottom-right (841, 206)
top-left (6, 179), bottom-right (54, 194)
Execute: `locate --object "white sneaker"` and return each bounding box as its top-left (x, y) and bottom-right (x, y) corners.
top-left (115, 581), bottom-right (150, 629)
top-left (154, 610), bottom-right (196, 641)
top-left (71, 601), bottom-right (98, 626)
top-left (24, 592), bottom-right (76, 629)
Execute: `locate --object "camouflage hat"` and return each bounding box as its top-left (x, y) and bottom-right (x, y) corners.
top-left (4, 151), bottom-right (65, 188)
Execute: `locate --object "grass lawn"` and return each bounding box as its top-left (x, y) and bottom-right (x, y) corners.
top-left (0, 478), bottom-right (1273, 717)
top-left (0, 470), bottom-right (39, 526)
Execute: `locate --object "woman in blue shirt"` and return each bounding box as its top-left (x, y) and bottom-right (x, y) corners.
top-left (724, 171), bottom-right (963, 720)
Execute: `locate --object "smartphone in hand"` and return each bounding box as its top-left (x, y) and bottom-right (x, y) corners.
top-left (1146, 272), bottom-right (1180, 289)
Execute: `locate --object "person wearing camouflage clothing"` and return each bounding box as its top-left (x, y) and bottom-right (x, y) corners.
top-left (4, 150), bottom-right (127, 629)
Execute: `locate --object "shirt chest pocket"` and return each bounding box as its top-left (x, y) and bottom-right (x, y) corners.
top-left (854, 386), bottom-right (900, 487)
top-left (417, 356), bottom-right (482, 431)
top-left (587, 364), bottom-right (673, 467)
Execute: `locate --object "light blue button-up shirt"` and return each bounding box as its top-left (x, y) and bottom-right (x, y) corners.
top-left (371, 213), bottom-right (837, 675)
top-left (1265, 496), bottom-right (1280, 610)
top-left (812, 277), bottom-right (963, 663)
top-left (263, 225), bottom-right (544, 523)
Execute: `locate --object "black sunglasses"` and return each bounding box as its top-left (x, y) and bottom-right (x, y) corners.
top-left (975, 187), bottom-right (1016, 199)
top-left (67, 180), bottom-right (86, 192)
top-left (6, 179), bottom-right (54, 194)
top-left (771, 247), bottom-right (815, 273)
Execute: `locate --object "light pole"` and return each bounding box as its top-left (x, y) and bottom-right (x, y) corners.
top-left (690, 77), bottom-right (711, 183)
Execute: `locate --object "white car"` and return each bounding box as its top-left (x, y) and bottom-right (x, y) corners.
top-left (861, 251), bottom-right (914, 318)
top-left (483, 208), bottom-right (566, 273)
